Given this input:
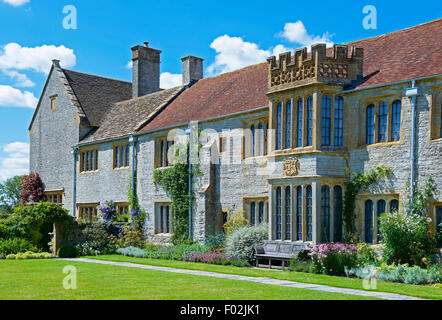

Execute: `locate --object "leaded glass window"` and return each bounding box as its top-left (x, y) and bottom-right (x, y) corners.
top-left (258, 121), bottom-right (264, 156)
top-left (296, 186), bottom-right (303, 241)
top-left (377, 200), bottom-right (386, 242)
top-left (333, 186), bottom-right (343, 243)
top-left (378, 102), bottom-right (388, 142)
top-left (321, 95), bottom-right (331, 146)
top-left (390, 199), bottom-right (399, 212)
top-left (321, 186), bottom-right (330, 243)
top-left (251, 124), bottom-right (255, 157)
top-left (366, 105), bottom-right (375, 145)
top-left (334, 96), bottom-right (344, 146)
top-left (258, 201), bottom-right (264, 224)
top-left (306, 186), bottom-right (313, 241)
top-left (285, 100), bottom-right (292, 149)
top-left (391, 100), bottom-right (401, 141)
top-left (307, 96), bottom-right (313, 146)
top-left (365, 200), bottom-right (373, 244)
top-left (250, 201), bottom-right (256, 226)
top-left (276, 187), bottom-right (282, 240)
top-left (285, 186), bottom-right (291, 240)
top-left (297, 98), bottom-right (303, 147)
top-left (276, 102), bottom-right (283, 150)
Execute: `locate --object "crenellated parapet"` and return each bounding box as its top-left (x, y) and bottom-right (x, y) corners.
top-left (267, 44), bottom-right (364, 93)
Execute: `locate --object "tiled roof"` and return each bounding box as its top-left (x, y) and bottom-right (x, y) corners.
top-left (139, 18), bottom-right (441, 132)
top-left (139, 63), bottom-right (269, 132)
top-left (349, 18), bottom-right (442, 89)
top-left (81, 85), bottom-right (185, 143)
top-left (63, 69), bottom-right (133, 127)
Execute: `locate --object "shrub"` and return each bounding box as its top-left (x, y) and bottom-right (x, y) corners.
top-left (380, 211), bottom-right (435, 266)
top-left (2, 202), bottom-right (73, 251)
top-left (289, 257), bottom-right (314, 273)
top-left (110, 225), bottom-right (145, 249)
top-left (57, 245), bottom-right (77, 258)
top-left (230, 259), bottom-right (250, 267)
top-left (380, 177), bottom-right (437, 266)
top-left (204, 233), bottom-right (226, 251)
top-left (74, 241), bottom-right (115, 256)
top-left (116, 246), bottom-right (147, 258)
top-left (19, 172), bottom-right (44, 204)
top-left (225, 224), bottom-right (268, 263)
top-left (346, 264), bottom-right (441, 285)
top-left (223, 209), bottom-right (248, 234)
top-left (311, 243), bottom-right (358, 276)
top-left (356, 243), bottom-right (379, 266)
top-left (6, 251), bottom-right (53, 260)
top-left (0, 238), bottom-right (37, 256)
top-left (184, 252), bottom-right (229, 265)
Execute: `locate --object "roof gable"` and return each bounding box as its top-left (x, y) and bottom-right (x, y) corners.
top-left (62, 69), bottom-right (132, 127)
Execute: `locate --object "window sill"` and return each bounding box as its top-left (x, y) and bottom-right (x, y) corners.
top-left (154, 233), bottom-right (172, 237)
top-left (363, 140), bottom-right (404, 149)
top-left (79, 170), bottom-right (99, 175)
top-left (429, 137), bottom-right (442, 143)
top-left (113, 166), bottom-right (130, 171)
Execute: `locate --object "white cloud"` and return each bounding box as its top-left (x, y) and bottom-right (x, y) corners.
top-left (125, 60), bottom-right (133, 69)
top-left (0, 142), bottom-right (29, 182)
top-left (0, 43), bottom-right (76, 74)
top-left (3, 70), bottom-right (34, 87)
top-left (2, 0), bottom-right (29, 6)
top-left (0, 85), bottom-right (38, 108)
top-left (280, 21), bottom-right (334, 48)
top-left (160, 72), bottom-right (182, 89)
top-left (207, 21), bottom-right (333, 75)
top-left (207, 35), bottom-right (271, 75)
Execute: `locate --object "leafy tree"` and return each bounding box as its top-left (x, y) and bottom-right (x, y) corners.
top-left (0, 175), bottom-right (23, 214)
top-left (19, 172), bottom-right (44, 204)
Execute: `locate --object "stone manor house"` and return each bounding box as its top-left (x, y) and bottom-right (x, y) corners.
top-left (29, 19), bottom-right (442, 245)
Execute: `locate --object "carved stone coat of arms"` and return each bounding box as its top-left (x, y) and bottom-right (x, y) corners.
top-left (283, 157), bottom-right (300, 176)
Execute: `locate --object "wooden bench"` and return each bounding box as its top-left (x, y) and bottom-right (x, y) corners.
top-left (255, 241), bottom-right (310, 270)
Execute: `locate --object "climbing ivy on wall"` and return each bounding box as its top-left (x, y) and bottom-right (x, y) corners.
top-left (343, 164), bottom-right (392, 242)
top-left (153, 163), bottom-right (193, 244)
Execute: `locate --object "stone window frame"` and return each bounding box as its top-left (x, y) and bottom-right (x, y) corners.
top-left (243, 196), bottom-right (269, 227)
top-left (429, 88), bottom-right (442, 142)
top-left (115, 202), bottom-right (129, 220)
top-left (44, 190), bottom-right (63, 205)
top-left (242, 116), bottom-right (268, 160)
top-left (113, 142), bottom-right (130, 170)
top-left (428, 201), bottom-right (442, 247)
top-left (77, 203), bottom-right (99, 222)
top-left (358, 194), bottom-right (400, 244)
top-left (49, 94), bottom-right (57, 112)
top-left (361, 95), bottom-right (405, 148)
top-left (154, 201), bottom-right (173, 235)
top-left (155, 135), bottom-right (175, 169)
top-left (271, 181), bottom-right (346, 244)
top-left (271, 91), bottom-right (346, 155)
top-left (79, 148), bottom-right (99, 173)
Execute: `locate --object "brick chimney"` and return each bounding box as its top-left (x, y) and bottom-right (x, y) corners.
top-left (181, 56), bottom-right (203, 85)
top-left (131, 42), bottom-right (161, 98)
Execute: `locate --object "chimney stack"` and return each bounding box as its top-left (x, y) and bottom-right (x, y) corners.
top-left (181, 56), bottom-right (203, 85)
top-left (131, 42), bottom-right (161, 98)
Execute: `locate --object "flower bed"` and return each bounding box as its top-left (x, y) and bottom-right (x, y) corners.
top-left (311, 243), bottom-right (358, 276)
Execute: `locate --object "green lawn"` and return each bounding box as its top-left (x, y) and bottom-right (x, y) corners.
top-left (88, 255), bottom-right (442, 300)
top-left (0, 259), bottom-right (377, 300)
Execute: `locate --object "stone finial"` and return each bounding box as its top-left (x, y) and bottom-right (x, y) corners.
top-left (52, 59), bottom-right (61, 67)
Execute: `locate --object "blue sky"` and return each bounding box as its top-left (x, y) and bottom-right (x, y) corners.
top-left (0, 0), bottom-right (440, 181)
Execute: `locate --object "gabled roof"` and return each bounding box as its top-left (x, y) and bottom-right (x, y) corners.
top-left (62, 69), bottom-right (132, 127)
top-left (139, 63), bottom-right (269, 132)
top-left (81, 85), bottom-right (186, 143)
top-left (139, 18), bottom-right (442, 133)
